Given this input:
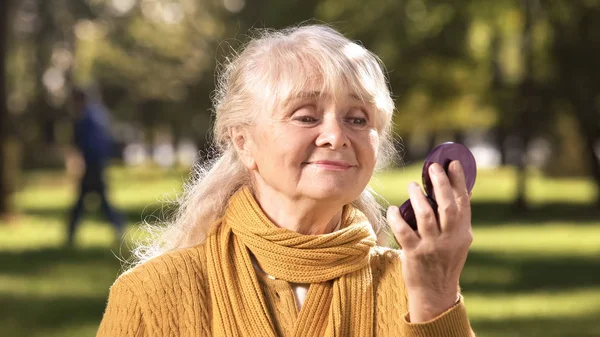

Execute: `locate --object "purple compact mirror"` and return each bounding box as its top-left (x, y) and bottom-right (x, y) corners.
top-left (399, 142), bottom-right (477, 231)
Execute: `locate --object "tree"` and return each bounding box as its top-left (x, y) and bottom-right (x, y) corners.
top-left (0, 0), bottom-right (11, 216)
top-left (316, 0), bottom-right (510, 157)
top-left (546, 0), bottom-right (600, 205)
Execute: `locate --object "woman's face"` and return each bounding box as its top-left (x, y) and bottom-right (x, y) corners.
top-left (242, 89), bottom-right (380, 206)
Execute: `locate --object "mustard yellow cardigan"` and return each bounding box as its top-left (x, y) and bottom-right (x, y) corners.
top-left (97, 244), bottom-right (474, 336)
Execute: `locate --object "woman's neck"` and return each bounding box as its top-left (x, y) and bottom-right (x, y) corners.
top-left (251, 183), bottom-right (343, 235)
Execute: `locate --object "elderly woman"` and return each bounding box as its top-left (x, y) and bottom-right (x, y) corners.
top-left (97, 25), bottom-right (475, 337)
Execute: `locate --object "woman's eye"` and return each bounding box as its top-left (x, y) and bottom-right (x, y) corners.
top-left (347, 117), bottom-right (367, 126)
top-left (295, 116), bottom-right (318, 123)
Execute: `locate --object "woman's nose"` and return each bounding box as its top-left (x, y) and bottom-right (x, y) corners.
top-left (315, 115), bottom-right (348, 149)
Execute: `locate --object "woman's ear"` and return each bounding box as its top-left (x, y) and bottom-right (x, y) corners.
top-left (230, 127), bottom-right (258, 170)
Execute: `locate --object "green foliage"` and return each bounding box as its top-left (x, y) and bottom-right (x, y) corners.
top-left (2, 0), bottom-right (600, 214)
top-left (316, 0), bottom-right (513, 135)
top-left (5, 0), bottom-right (600, 167)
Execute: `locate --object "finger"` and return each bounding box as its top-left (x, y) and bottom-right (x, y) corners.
top-left (449, 161), bottom-right (472, 234)
top-left (428, 163), bottom-right (459, 232)
top-left (408, 181), bottom-right (440, 237)
top-left (448, 161), bottom-right (470, 210)
top-left (387, 205), bottom-right (420, 250)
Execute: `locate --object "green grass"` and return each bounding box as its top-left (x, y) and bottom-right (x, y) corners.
top-left (1, 165), bottom-right (599, 337)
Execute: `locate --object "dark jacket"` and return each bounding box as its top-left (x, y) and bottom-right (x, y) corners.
top-left (74, 102), bottom-right (113, 166)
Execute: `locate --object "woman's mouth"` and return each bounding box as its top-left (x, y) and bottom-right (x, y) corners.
top-left (305, 160), bottom-right (354, 171)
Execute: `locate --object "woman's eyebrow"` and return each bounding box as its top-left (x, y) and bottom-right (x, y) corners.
top-left (283, 91), bottom-right (324, 107)
top-left (283, 92), bottom-right (365, 106)
top-left (349, 93), bottom-right (373, 105)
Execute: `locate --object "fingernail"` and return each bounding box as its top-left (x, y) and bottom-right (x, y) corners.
top-left (430, 163), bottom-right (443, 175)
top-left (451, 160), bottom-right (462, 172)
top-left (409, 182), bottom-right (421, 193)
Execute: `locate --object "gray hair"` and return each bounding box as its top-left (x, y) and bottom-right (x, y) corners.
top-left (132, 24), bottom-right (397, 266)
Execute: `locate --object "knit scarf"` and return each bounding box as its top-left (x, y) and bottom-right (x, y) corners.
top-left (205, 186), bottom-right (377, 337)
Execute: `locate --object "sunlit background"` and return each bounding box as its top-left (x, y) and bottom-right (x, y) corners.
top-left (0, 0), bottom-right (599, 336)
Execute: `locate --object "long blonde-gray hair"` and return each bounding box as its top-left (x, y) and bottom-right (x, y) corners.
top-left (132, 24), bottom-right (397, 265)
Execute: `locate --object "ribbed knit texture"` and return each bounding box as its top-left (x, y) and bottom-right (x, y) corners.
top-left (97, 187), bottom-right (476, 337)
top-left (206, 186), bottom-right (376, 337)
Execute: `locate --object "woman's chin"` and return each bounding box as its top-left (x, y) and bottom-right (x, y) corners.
top-left (303, 184), bottom-right (363, 203)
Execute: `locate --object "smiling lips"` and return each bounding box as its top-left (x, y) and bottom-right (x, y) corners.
top-left (306, 160), bottom-right (354, 171)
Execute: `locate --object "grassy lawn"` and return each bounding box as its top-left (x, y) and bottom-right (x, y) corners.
top-left (1, 164), bottom-right (599, 337)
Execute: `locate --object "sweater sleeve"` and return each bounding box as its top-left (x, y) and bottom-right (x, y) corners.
top-left (372, 247), bottom-right (475, 337)
top-left (96, 276), bottom-right (145, 337)
top-left (401, 295), bottom-right (475, 337)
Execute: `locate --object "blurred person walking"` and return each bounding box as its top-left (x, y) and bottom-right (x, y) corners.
top-left (66, 88), bottom-right (124, 247)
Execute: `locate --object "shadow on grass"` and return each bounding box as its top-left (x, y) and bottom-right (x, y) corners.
top-left (468, 202), bottom-right (600, 226)
top-left (471, 314), bottom-right (600, 337)
top-left (462, 251), bottom-right (600, 293)
top-left (9, 247), bottom-right (594, 294)
top-left (0, 247), bottom-right (128, 337)
top-left (0, 294), bottom-right (107, 336)
top-left (380, 199), bottom-right (600, 226)
top-left (1, 243), bottom-right (599, 336)
top-left (20, 203), bottom-right (173, 226)
top-left (0, 247), bottom-right (130, 276)
top-left (19, 201), bottom-right (600, 228)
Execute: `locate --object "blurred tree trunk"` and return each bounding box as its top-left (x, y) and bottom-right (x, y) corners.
top-left (490, 32), bottom-right (510, 167)
top-left (569, 79), bottom-right (600, 207)
top-left (550, 2), bottom-right (600, 206)
top-left (571, 12), bottom-right (600, 207)
top-left (513, 0), bottom-right (537, 212)
top-left (0, 0), bottom-right (10, 216)
top-left (34, 1), bottom-right (58, 146)
top-left (495, 126), bottom-right (508, 166)
top-left (578, 118), bottom-right (600, 207)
